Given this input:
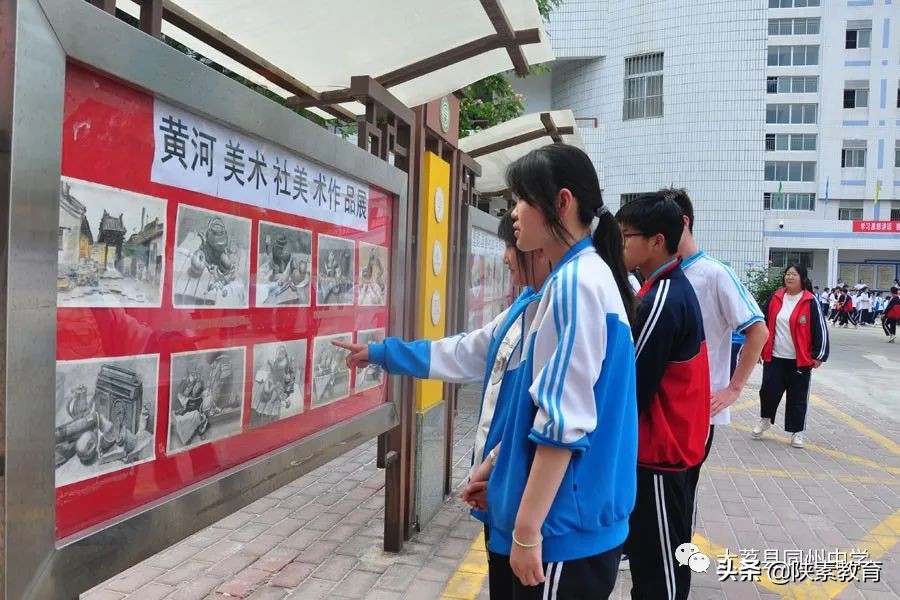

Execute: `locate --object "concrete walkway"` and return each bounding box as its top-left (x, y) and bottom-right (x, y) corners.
top-left (87, 325), bottom-right (899, 599)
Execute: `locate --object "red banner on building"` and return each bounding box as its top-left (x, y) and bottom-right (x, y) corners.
top-left (852, 220), bottom-right (900, 233)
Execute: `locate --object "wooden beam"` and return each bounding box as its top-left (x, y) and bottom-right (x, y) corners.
top-left (139, 0), bottom-right (163, 38)
top-left (377, 28), bottom-right (540, 89)
top-left (539, 112), bottom-right (563, 143)
top-left (480, 0), bottom-right (532, 76)
top-left (90, 0), bottom-right (116, 14)
top-left (467, 125), bottom-right (573, 158)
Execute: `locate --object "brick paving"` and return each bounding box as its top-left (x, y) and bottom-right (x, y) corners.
top-left (88, 329), bottom-right (900, 599)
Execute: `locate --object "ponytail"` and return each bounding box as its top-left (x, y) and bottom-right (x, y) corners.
top-left (593, 210), bottom-right (635, 323)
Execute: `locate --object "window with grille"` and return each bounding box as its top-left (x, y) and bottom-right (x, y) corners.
top-left (841, 140), bottom-right (867, 168)
top-left (768, 45), bottom-right (819, 66)
top-left (764, 192), bottom-right (815, 211)
top-left (766, 104), bottom-right (817, 124)
top-left (895, 140), bottom-right (899, 167)
top-left (768, 18), bottom-right (820, 36)
top-left (838, 200), bottom-right (864, 221)
top-left (623, 53), bottom-right (663, 121)
top-left (843, 81), bottom-right (869, 108)
top-left (769, 250), bottom-right (814, 269)
top-left (846, 20), bottom-right (872, 49)
top-left (765, 134), bottom-right (816, 151)
top-left (891, 209), bottom-right (900, 222)
top-left (765, 161), bottom-right (816, 182)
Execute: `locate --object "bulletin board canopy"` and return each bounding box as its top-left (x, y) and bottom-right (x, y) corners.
top-left (458, 109), bottom-right (585, 195)
top-left (117, 0), bottom-right (555, 119)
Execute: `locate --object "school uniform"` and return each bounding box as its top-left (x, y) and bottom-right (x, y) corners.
top-left (625, 257), bottom-right (710, 600)
top-left (759, 289), bottom-right (829, 432)
top-left (486, 238), bottom-right (638, 600)
top-left (680, 251), bottom-right (764, 529)
top-left (883, 296), bottom-right (900, 338)
top-left (367, 287), bottom-right (543, 599)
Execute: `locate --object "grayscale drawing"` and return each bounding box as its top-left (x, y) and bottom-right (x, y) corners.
top-left (355, 328), bottom-right (386, 392)
top-left (358, 242), bottom-right (388, 306)
top-left (256, 222), bottom-right (312, 306)
top-left (55, 354), bottom-right (159, 488)
top-left (57, 177), bottom-right (167, 308)
top-left (250, 339), bottom-right (307, 428)
top-left (316, 235), bottom-right (355, 306)
top-left (173, 205), bottom-right (250, 308)
top-left (168, 347), bottom-right (245, 453)
top-left (311, 333), bottom-right (352, 407)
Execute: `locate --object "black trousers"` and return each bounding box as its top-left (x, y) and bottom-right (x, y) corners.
top-left (883, 318), bottom-right (897, 337)
top-left (861, 309), bottom-right (872, 324)
top-left (820, 302), bottom-right (829, 319)
top-left (489, 544), bottom-right (622, 599)
top-left (626, 468), bottom-right (693, 600)
top-left (759, 357), bottom-right (811, 433)
top-left (687, 425), bottom-right (715, 532)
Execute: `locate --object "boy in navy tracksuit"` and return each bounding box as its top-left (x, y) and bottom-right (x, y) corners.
top-left (617, 194), bottom-right (710, 600)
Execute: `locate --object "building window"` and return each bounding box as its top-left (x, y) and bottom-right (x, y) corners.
top-left (766, 104), bottom-right (817, 124)
top-left (841, 141), bottom-right (867, 168)
top-left (764, 192), bottom-right (815, 211)
top-left (767, 45), bottom-right (819, 66)
top-left (623, 52), bottom-right (663, 121)
top-left (767, 76), bottom-right (818, 94)
top-left (838, 200), bottom-right (864, 220)
top-left (845, 21), bottom-right (872, 49)
top-left (768, 18), bottom-right (820, 36)
top-left (769, 250), bottom-right (814, 269)
top-left (58, 227), bottom-right (66, 252)
top-left (895, 140), bottom-right (900, 167)
top-left (843, 81), bottom-right (869, 108)
top-left (765, 161), bottom-right (816, 182)
top-left (768, 0), bottom-right (820, 7)
top-left (765, 134), bottom-right (817, 151)
top-left (891, 208), bottom-right (900, 222)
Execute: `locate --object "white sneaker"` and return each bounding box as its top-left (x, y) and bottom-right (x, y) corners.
top-left (751, 418), bottom-right (771, 439)
top-left (791, 432), bottom-right (805, 448)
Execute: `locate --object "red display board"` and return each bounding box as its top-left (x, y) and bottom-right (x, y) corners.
top-left (55, 64), bottom-right (392, 539)
top-left (852, 220), bottom-right (900, 233)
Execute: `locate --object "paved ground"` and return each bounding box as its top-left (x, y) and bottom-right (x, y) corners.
top-left (87, 324), bottom-right (899, 599)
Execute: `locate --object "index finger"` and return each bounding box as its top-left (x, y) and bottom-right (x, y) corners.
top-left (332, 340), bottom-right (362, 352)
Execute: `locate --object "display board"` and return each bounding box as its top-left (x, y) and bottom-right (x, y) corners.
top-left (463, 206), bottom-right (515, 332)
top-left (56, 65), bottom-right (393, 539)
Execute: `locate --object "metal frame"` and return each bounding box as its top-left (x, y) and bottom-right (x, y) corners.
top-left (457, 205), bottom-right (504, 335)
top-left (1, 1), bottom-right (409, 598)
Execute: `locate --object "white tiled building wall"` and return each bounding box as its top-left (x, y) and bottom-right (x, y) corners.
top-left (523, 0), bottom-right (769, 273)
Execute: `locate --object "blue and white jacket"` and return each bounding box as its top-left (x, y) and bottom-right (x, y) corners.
top-left (486, 238), bottom-right (638, 562)
top-left (367, 287), bottom-right (543, 520)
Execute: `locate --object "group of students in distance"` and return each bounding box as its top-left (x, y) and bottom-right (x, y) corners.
top-left (333, 145), bottom-right (830, 599)
top-left (817, 283), bottom-right (900, 342)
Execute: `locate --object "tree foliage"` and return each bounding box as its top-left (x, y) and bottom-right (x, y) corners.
top-left (459, 0), bottom-right (563, 136)
top-left (745, 264), bottom-right (783, 307)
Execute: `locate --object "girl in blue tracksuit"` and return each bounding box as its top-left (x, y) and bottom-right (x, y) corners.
top-left (467, 144), bottom-right (639, 599)
top-left (334, 213), bottom-right (551, 598)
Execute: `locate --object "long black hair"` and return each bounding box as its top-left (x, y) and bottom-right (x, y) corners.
top-left (505, 144), bottom-right (635, 319)
top-left (784, 262), bottom-right (813, 292)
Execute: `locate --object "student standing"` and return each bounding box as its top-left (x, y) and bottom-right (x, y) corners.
top-left (752, 264), bottom-right (829, 448)
top-left (469, 144), bottom-right (638, 599)
top-left (664, 188), bottom-right (768, 530)
top-left (883, 287), bottom-right (900, 343)
top-left (616, 193), bottom-right (710, 600)
top-left (818, 287), bottom-right (830, 318)
top-left (873, 292), bottom-right (885, 321)
top-left (858, 287), bottom-right (872, 325)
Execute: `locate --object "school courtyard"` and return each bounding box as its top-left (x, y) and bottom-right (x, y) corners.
top-left (86, 324), bottom-right (899, 600)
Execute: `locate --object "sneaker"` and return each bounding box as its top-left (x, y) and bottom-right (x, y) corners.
top-left (889, 336), bottom-right (896, 343)
top-left (791, 432), bottom-right (805, 448)
top-left (619, 554), bottom-right (630, 571)
top-left (751, 418), bottom-right (771, 440)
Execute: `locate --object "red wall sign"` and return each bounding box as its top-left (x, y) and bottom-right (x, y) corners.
top-left (56, 64), bottom-right (392, 539)
top-left (852, 220), bottom-right (900, 233)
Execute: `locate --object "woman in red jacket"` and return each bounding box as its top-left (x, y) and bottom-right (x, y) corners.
top-left (752, 263), bottom-right (829, 448)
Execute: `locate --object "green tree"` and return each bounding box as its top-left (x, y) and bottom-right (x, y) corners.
top-left (459, 0), bottom-right (563, 136)
top-left (745, 264), bottom-right (784, 307)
